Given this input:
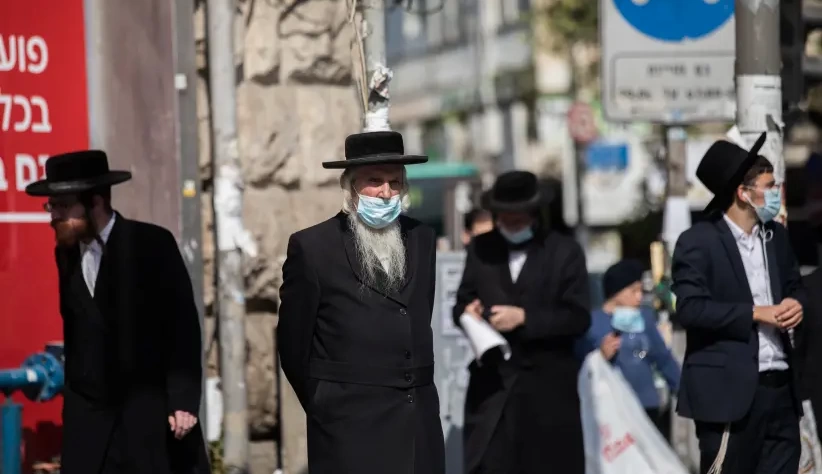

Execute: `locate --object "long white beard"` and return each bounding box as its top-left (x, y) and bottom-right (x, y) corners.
top-left (348, 212), bottom-right (406, 293)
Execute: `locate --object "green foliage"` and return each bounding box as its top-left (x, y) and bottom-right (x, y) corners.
top-left (537, 0), bottom-right (599, 50)
top-left (209, 438), bottom-right (226, 474)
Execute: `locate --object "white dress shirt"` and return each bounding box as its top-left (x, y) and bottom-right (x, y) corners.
top-left (80, 213), bottom-right (116, 296)
top-left (508, 250), bottom-right (527, 283)
top-left (723, 214), bottom-right (787, 372)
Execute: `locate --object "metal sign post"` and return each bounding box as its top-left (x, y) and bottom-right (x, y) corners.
top-left (601, 0), bottom-right (736, 123)
top-left (432, 252), bottom-right (472, 474)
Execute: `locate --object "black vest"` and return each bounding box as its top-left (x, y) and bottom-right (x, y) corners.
top-left (58, 247), bottom-right (122, 403)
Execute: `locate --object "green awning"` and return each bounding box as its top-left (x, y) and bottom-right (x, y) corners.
top-left (406, 162), bottom-right (479, 181)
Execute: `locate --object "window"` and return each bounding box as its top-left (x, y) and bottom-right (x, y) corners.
top-left (422, 120), bottom-right (447, 162)
top-left (500, 0), bottom-right (530, 28)
top-left (458, 0), bottom-right (479, 44)
top-left (385, 4), bottom-right (406, 61)
top-left (404, 0), bottom-right (429, 55)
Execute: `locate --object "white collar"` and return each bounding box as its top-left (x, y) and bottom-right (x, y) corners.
top-left (723, 213), bottom-right (759, 243)
top-left (81, 213), bottom-right (117, 251)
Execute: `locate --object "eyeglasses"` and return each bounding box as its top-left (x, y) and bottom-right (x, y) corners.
top-left (43, 201), bottom-right (75, 213)
top-left (743, 183), bottom-right (781, 192)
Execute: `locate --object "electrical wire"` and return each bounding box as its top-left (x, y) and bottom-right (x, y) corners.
top-left (347, 0), bottom-right (370, 116)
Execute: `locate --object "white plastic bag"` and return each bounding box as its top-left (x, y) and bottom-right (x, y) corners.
top-left (579, 351), bottom-right (689, 474)
top-left (799, 400), bottom-right (822, 474)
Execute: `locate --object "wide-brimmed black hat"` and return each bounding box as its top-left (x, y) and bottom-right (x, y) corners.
top-left (322, 131), bottom-right (428, 169)
top-left (482, 170), bottom-right (552, 212)
top-left (697, 132), bottom-right (767, 213)
top-left (25, 150), bottom-right (132, 197)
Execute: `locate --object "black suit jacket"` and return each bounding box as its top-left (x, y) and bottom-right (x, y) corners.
top-left (796, 268), bottom-right (822, 430)
top-left (277, 212), bottom-right (445, 474)
top-left (671, 218), bottom-right (806, 424)
top-left (56, 213), bottom-right (208, 474)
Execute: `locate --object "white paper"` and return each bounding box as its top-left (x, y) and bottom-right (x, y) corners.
top-left (459, 313), bottom-right (511, 365)
top-left (737, 75), bottom-right (781, 132)
top-left (206, 377), bottom-right (224, 442)
top-left (662, 196), bottom-right (691, 250)
top-left (799, 400), bottom-right (822, 473)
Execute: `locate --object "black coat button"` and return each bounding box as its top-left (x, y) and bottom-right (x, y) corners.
top-left (404, 350), bottom-right (411, 359)
top-left (399, 308), bottom-right (407, 315)
top-left (405, 372), bottom-right (412, 382)
top-left (407, 393), bottom-right (414, 403)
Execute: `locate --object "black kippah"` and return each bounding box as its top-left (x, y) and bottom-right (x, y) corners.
top-left (603, 259), bottom-right (645, 301)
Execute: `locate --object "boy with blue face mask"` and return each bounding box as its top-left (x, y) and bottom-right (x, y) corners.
top-left (575, 259), bottom-right (681, 432)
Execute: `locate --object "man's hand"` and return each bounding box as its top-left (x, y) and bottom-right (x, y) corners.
top-left (777, 297), bottom-right (803, 330)
top-left (168, 410), bottom-right (198, 440)
top-left (465, 299), bottom-right (484, 320)
top-left (489, 305), bottom-right (525, 332)
top-left (753, 305), bottom-right (783, 327)
top-left (600, 333), bottom-right (621, 360)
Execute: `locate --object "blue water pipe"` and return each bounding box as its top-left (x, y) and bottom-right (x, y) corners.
top-left (0, 343), bottom-right (64, 474)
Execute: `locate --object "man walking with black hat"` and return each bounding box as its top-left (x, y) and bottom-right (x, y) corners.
top-left (277, 131), bottom-right (445, 474)
top-left (25, 151), bottom-right (209, 474)
top-left (452, 170), bottom-right (591, 474)
top-left (671, 133), bottom-right (806, 474)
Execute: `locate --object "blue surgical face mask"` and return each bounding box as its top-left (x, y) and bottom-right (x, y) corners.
top-left (747, 187), bottom-right (782, 223)
top-left (611, 306), bottom-right (645, 334)
top-left (499, 225), bottom-right (534, 245)
top-left (356, 194), bottom-right (402, 229)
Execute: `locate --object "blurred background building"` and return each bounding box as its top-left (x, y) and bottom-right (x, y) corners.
top-left (3, 1), bottom-right (822, 474)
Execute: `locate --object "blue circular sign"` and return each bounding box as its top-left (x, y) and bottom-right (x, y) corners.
top-left (613, 0), bottom-right (734, 42)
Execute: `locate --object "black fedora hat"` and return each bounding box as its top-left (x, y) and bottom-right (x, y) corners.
top-left (482, 170), bottom-right (552, 212)
top-left (697, 132), bottom-right (767, 213)
top-left (322, 131), bottom-right (428, 169)
top-left (25, 150), bottom-right (132, 197)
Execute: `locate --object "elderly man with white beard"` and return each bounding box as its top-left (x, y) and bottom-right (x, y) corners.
top-left (277, 131), bottom-right (446, 474)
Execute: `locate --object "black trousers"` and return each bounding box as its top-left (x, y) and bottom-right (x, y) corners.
top-left (696, 372), bottom-right (800, 474)
top-left (99, 422), bottom-right (127, 474)
top-left (472, 369), bottom-right (584, 474)
top-left (645, 408), bottom-right (668, 438)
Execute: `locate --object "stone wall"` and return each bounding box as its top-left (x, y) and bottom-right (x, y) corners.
top-left (194, 0), bottom-right (361, 471)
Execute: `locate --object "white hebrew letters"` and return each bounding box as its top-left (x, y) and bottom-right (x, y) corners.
top-left (0, 157), bottom-right (8, 192)
top-left (29, 96), bottom-right (51, 133)
top-left (0, 91), bottom-right (52, 133)
top-left (25, 36), bottom-right (47, 74)
top-left (15, 154), bottom-right (39, 191)
top-left (12, 95), bottom-right (30, 132)
top-left (0, 35), bottom-right (48, 74)
top-left (38, 155), bottom-right (49, 180)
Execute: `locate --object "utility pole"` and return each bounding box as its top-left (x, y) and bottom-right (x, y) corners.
top-left (660, 125), bottom-right (700, 471)
top-left (661, 126), bottom-right (691, 252)
top-left (360, 1), bottom-right (393, 132)
top-left (172, 0), bottom-right (206, 449)
top-left (207, 0), bottom-right (258, 472)
top-left (735, 0), bottom-right (786, 223)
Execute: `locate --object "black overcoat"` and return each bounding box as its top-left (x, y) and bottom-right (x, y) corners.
top-left (452, 229), bottom-right (591, 474)
top-left (793, 268), bottom-right (822, 429)
top-left (55, 213), bottom-right (209, 474)
top-left (277, 212), bottom-right (445, 474)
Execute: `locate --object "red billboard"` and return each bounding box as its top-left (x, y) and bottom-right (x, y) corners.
top-left (0, 0), bottom-right (89, 468)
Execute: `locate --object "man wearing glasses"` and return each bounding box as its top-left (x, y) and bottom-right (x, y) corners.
top-left (671, 133), bottom-right (806, 474)
top-left (26, 150), bottom-right (209, 474)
